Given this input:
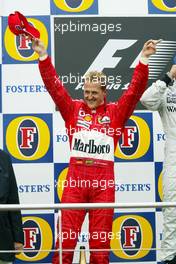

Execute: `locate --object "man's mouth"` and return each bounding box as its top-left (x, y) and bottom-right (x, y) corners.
top-left (88, 100), bottom-right (96, 104)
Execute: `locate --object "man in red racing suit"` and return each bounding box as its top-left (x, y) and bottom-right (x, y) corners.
top-left (32, 39), bottom-right (158, 264)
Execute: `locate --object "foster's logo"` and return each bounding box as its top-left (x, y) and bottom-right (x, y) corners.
top-left (110, 213), bottom-right (156, 261)
top-left (17, 215), bottom-right (53, 262)
top-left (4, 114), bottom-right (53, 162)
top-left (51, 0), bottom-right (98, 14)
top-left (115, 113), bottom-right (153, 162)
top-left (3, 16), bottom-right (50, 63)
top-left (148, 0), bottom-right (176, 13)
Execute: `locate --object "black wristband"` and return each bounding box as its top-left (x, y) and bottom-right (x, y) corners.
top-left (161, 73), bottom-right (172, 86)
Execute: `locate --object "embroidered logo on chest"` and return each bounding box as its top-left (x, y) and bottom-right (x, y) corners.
top-left (98, 115), bottom-right (111, 124)
top-left (76, 109), bottom-right (92, 129)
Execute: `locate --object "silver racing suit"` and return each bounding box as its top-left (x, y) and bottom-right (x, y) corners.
top-left (141, 74), bottom-right (176, 262)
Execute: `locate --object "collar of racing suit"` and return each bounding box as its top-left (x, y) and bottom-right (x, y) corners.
top-left (84, 99), bottom-right (107, 114)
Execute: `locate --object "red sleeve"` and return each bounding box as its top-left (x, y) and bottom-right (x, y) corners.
top-left (39, 56), bottom-right (74, 122)
top-left (115, 62), bottom-right (148, 127)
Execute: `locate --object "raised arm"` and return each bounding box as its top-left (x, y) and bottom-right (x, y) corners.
top-left (141, 64), bottom-right (176, 111)
top-left (115, 39), bottom-right (159, 126)
top-left (32, 39), bottom-right (74, 122)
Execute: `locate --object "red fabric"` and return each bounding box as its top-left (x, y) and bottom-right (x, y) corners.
top-left (8, 11), bottom-right (40, 39)
top-left (39, 57), bottom-right (148, 148)
top-left (52, 162), bottom-right (114, 264)
top-left (39, 57), bottom-right (148, 263)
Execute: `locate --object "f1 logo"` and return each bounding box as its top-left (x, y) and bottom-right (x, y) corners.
top-left (75, 39), bottom-right (138, 89)
top-left (86, 39), bottom-right (138, 71)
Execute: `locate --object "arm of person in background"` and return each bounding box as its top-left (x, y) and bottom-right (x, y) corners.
top-left (140, 63), bottom-right (176, 111)
top-left (32, 39), bottom-right (75, 123)
top-left (115, 39), bottom-right (160, 127)
top-left (7, 154), bottom-right (24, 254)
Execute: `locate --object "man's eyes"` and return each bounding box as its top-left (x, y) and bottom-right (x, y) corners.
top-left (85, 91), bottom-right (98, 95)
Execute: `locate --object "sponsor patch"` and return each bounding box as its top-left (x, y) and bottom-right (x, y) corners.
top-left (98, 115), bottom-right (110, 124)
top-left (77, 120), bottom-right (91, 129)
top-left (83, 115), bottom-right (92, 122)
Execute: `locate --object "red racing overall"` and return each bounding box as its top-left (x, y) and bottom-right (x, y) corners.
top-left (39, 57), bottom-right (148, 264)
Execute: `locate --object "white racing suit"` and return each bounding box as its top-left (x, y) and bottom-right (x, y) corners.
top-left (140, 76), bottom-right (176, 262)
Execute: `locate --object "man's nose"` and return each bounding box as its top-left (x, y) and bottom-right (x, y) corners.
top-left (88, 93), bottom-right (93, 99)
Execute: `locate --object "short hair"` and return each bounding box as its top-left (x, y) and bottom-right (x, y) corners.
top-left (84, 71), bottom-right (107, 90)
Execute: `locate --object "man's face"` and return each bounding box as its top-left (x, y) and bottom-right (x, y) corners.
top-left (84, 82), bottom-right (106, 109)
